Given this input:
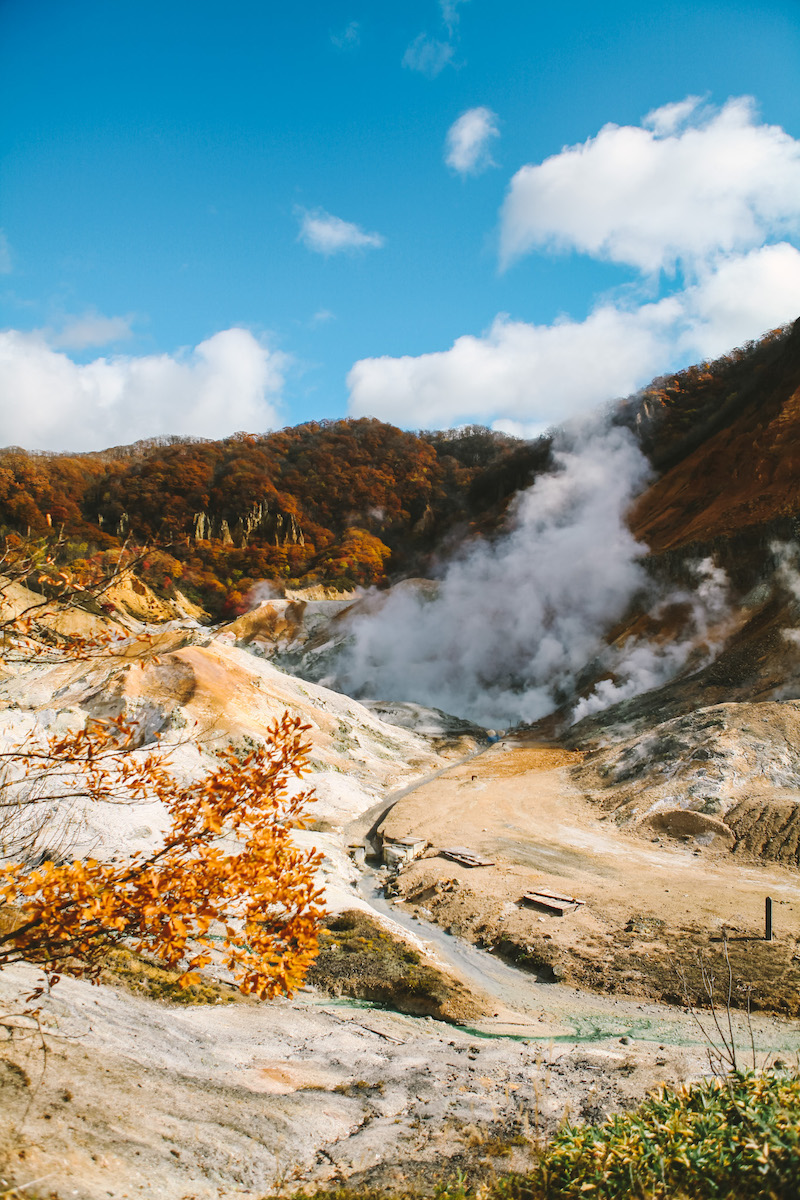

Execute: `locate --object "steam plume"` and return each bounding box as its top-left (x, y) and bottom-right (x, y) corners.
top-left (337, 425), bottom-right (650, 727)
top-left (570, 557), bottom-right (732, 723)
top-left (335, 424), bottom-right (734, 729)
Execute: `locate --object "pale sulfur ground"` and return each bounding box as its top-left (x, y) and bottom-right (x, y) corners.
top-left (1, 962), bottom-right (714, 1200)
top-left (379, 740), bottom-right (800, 1010)
top-left (1, 593), bottom-right (798, 1197)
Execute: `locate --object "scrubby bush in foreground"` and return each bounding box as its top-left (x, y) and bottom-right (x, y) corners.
top-left (531, 1069), bottom-right (800, 1199)
top-left (280, 1070), bottom-right (800, 1200)
top-left (532, 1065), bottom-right (800, 1195)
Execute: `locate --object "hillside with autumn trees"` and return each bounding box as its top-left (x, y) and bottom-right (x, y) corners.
top-left (0, 419), bottom-right (552, 616)
top-left (2, 322), bottom-right (798, 619)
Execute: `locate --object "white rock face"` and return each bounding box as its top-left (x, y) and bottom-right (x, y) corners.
top-left (0, 609), bottom-right (458, 921)
top-left (0, 962), bottom-right (710, 1200)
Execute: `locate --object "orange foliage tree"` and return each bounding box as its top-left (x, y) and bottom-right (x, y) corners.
top-left (0, 534), bottom-right (325, 998)
top-left (0, 531), bottom-right (139, 664)
top-left (313, 527), bottom-right (392, 587)
top-left (0, 713), bottom-right (325, 998)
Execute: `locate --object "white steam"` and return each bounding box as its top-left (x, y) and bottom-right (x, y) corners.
top-left (771, 541), bottom-right (800, 652)
top-left (243, 580), bottom-right (283, 608)
top-left (773, 540), bottom-right (800, 605)
top-left (570, 557), bottom-right (732, 722)
top-left (336, 426), bottom-right (652, 727)
top-left (335, 425), bottom-right (737, 729)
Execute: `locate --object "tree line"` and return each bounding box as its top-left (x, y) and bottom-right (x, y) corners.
top-left (0, 419), bottom-right (551, 613)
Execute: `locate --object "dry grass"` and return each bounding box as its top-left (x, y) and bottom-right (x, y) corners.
top-left (98, 946), bottom-right (244, 1005)
top-left (481, 748), bottom-right (582, 779)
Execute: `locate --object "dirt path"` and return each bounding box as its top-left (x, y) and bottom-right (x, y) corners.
top-left (345, 741), bottom-right (492, 854)
top-left (377, 740), bottom-right (800, 1017)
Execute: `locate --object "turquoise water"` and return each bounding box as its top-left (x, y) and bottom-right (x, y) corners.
top-left (351, 868), bottom-right (800, 1054)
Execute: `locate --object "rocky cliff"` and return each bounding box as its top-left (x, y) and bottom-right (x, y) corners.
top-left (191, 501), bottom-right (304, 548)
top-left (98, 500), bottom-right (304, 548)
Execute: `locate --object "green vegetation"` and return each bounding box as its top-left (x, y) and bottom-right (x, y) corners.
top-left (98, 946), bottom-right (243, 1005)
top-left (531, 1069), bottom-right (800, 1198)
top-left (307, 909), bottom-right (481, 1022)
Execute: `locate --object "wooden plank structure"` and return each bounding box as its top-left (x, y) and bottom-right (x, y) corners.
top-left (440, 846), bottom-right (495, 868)
top-left (382, 835), bottom-right (428, 868)
top-left (523, 887), bottom-right (585, 916)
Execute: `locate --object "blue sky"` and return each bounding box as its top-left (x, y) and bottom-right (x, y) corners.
top-left (1, 0), bottom-right (799, 450)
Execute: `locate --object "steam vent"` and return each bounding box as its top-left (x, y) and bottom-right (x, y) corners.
top-left (3, 12), bottom-right (800, 1193)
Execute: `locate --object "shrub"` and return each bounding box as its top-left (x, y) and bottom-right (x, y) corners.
top-left (532, 1069), bottom-right (800, 1199)
top-left (271, 1071), bottom-right (800, 1200)
top-left (0, 713), bottom-right (325, 999)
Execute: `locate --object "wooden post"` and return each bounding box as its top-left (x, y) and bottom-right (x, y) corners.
top-left (765, 896), bottom-right (773, 942)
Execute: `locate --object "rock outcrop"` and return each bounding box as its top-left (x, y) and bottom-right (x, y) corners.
top-left (191, 502), bottom-right (303, 548)
top-left (573, 699), bottom-right (800, 866)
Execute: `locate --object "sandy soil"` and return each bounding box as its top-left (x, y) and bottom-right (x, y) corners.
top-left (0, 963), bottom-right (715, 1200)
top-left (380, 739), bottom-right (800, 1013)
top-left (575, 700), bottom-right (800, 867)
top-left (2, 595), bottom-right (798, 1197)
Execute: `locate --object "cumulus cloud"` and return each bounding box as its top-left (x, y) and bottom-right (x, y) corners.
top-left (402, 33), bottom-right (454, 77)
top-left (348, 305), bottom-right (666, 431)
top-left (499, 96), bottom-right (800, 273)
top-left (674, 242), bottom-right (800, 357)
top-left (49, 311), bottom-right (135, 351)
top-left (297, 208), bottom-right (385, 256)
top-left (643, 95), bottom-right (704, 136)
top-left (0, 327), bottom-right (286, 452)
top-left (347, 242), bottom-right (800, 430)
top-left (445, 107), bottom-right (500, 175)
top-left (348, 97), bottom-right (800, 432)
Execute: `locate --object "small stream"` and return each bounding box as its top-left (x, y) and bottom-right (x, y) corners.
top-left (337, 740), bottom-right (800, 1053)
top-left (360, 866), bottom-right (549, 1009)
top-left (355, 865), bottom-right (800, 1053)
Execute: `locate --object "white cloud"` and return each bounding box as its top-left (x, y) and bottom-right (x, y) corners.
top-left (445, 106), bottom-right (500, 175)
top-left (347, 243), bottom-right (800, 430)
top-left (49, 311), bottom-right (135, 351)
top-left (297, 208), bottom-right (385, 256)
top-left (440, 0), bottom-right (467, 34)
top-left (402, 34), bottom-right (454, 78)
top-left (0, 327), bottom-right (286, 452)
top-left (348, 306), bottom-right (669, 430)
top-left (674, 242), bottom-right (800, 357)
top-left (0, 231), bottom-right (12, 275)
top-left (642, 95), bottom-right (703, 136)
top-left (331, 21), bottom-right (360, 50)
top-left (404, 0), bottom-right (467, 77)
top-left (348, 95), bottom-right (800, 432)
top-left (500, 96), bottom-right (800, 273)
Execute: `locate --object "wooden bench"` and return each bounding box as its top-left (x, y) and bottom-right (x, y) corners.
top-left (523, 888), bottom-right (585, 916)
top-left (440, 847), bottom-right (495, 868)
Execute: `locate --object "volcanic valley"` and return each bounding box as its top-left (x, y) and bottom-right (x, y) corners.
top-left (2, 322), bottom-right (800, 1197)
